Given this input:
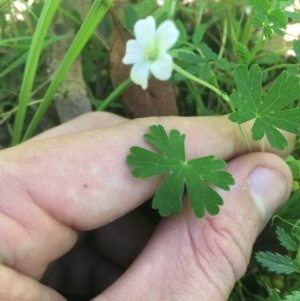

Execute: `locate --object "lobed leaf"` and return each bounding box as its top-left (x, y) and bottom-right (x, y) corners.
top-left (247, 0), bottom-right (288, 38)
top-left (127, 125), bottom-right (235, 218)
top-left (276, 227), bottom-right (298, 252)
top-left (229, 64), bottom-right (300, 151)
top-left (186, 170), bottom-right (223, 217)
top-left (152, 166), bottom-right (185, 216)
top-left (127, 146), bottom-right (178, 177)
top-left (256, 251), bottom-right (299, 274)
top-left (144, 125), bottom-right (186, 160)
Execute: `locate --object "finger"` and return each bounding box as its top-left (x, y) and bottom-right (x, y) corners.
top-left (0, 115), bottom-right (293, 278)
top-left (3, 115), bottom-right (294, 229)
top-left (96, 152), bottom-right (292, 301)
top-left (0, 265), bottom-right (67, 301)
top-left (29, 112), bottom-right (127, 141)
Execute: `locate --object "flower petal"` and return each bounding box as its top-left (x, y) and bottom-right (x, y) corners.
top-left (130, 61), bottom-right (151, 89)
top-left (134, 16), bottom-right (156, 46)
top-left (122, 40), bottom-right (145, 64)
top-left (150, 52), bottom-right (173, 81)
top-left (155, 20), bottom-right (179, 51)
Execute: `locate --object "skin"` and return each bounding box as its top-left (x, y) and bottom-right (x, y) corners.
top-left (0, 112), bottom-right (293, 301)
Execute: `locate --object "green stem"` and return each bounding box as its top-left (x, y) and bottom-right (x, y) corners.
top-left (272, 215), bottom-right (300, 229)
top-left (259, 138), bottom-right (265, 152)
top-left (195, 0), bottom-right (205, 28)
top-left (241, 10), bottom-right (254, 45)
top-left (173, 63), bottom-right (230, 103)
top-left (250, 38), bottom-right (265, 62)
top-left (174, 63), bottom-right (252, 152)
top-left (264, 63), bottom-right (300, 73)
top-left (238, 125), bottom-right (252, 152)
top-left (165, 0), bottom-right (179, 19)
top-left (185, 80), bottom-right (208, 115)
top-left (218, 18), bottom-right (227, 59)
top-left (97, 78), bottom-right (132, 111)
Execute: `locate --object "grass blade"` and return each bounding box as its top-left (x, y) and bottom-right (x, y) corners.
top-left (12, 0), bottom-right (61, 145)
top-left (22, 0), bottom-right (114, 142)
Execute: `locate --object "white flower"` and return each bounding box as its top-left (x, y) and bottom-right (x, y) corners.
top-left (122, 16), bottom-right (179, 89)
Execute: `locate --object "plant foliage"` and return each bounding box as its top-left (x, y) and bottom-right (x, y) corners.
top-left (255, 226), bottom-right (300, 292)
top-left (282, 290), bottom-right (300, 301)
top-left (2, 1), bottom-right (300, 299)
top-left (255, 251), bottom-right (299, 275)
top-left (247, 0), bottom-right (290, 38)
top-left (229, 64), bottom-right (300, 151)
top-left (276, 227), bottom-right (298, 252)
top-left (127, 125), bottom-right (235, 218)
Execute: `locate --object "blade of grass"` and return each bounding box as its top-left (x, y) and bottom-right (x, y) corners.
top-left (0, 35), bottom-right (69, 78)
top-left (11, 0), bottom-right (61, 145)
top-left (22, 0), bottom-right (114, 142)
top-left (0, 36), bottom-right (33, 46)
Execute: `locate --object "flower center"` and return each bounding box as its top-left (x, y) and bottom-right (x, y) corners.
top-left (145, 43), bottom-right (159, 61)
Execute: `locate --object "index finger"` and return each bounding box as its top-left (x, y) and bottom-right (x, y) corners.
top-left (1, 114), bottom-right (294, 230)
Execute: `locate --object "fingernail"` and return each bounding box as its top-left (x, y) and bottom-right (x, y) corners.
top-left (247, 167), bottom-right (289, 221)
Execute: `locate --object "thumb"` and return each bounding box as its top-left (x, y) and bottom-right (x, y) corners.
top-left (97, 152), bottom-right (292, 301)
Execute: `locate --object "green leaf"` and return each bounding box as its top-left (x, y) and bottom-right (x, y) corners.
top-left (247, 0), bottom-right (288, 38)
top-left (192, 24), bottom-right (207, 46)
top-left (127, 125), bottom-right (235, 218)
top-left (282, 290), bottom-right (300, 301)
top-left (177, 51), bottom-right (206, 65)
top-left (293, 40), bottom-right (300, 62)
top-left (285, 10), bottom-right (300, 21)
top-left (174, 20), bottom-right (188, 46)
top-left (269, 9), bottom-right (287, 35)
top-left (275, 0), bottom-right (295, 10)
top-left (152, 166), bottom-right (186, 216)
top-left (200, 43), bottom-right (218, 61)
top-left (264, 288), bottom-right (282, 301)
top-left (234, 41), bottom-right (252, 65)
top-left (255, 251), bottom-right (299, 274)
top-left (229, 64), bottom-right (300, 151)
top-left (134, 0), bottom-right (157, 17)
top-left (276, 227), bottom-right (298, 252)
top-left (247, 0), bottom-right (269, 14)
top-left (285, 155), bottom-right (300, 180)
top-left (292, 221), bottom-right (300, 245)
top-left (122, 5), bottom-right (139, 33)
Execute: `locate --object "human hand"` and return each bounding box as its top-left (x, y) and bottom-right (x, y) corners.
top-left (0, 112), bottom-right (293, 301)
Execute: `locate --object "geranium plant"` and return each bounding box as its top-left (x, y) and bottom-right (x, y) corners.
top-left (122, 16), bottom-right (179, 89)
